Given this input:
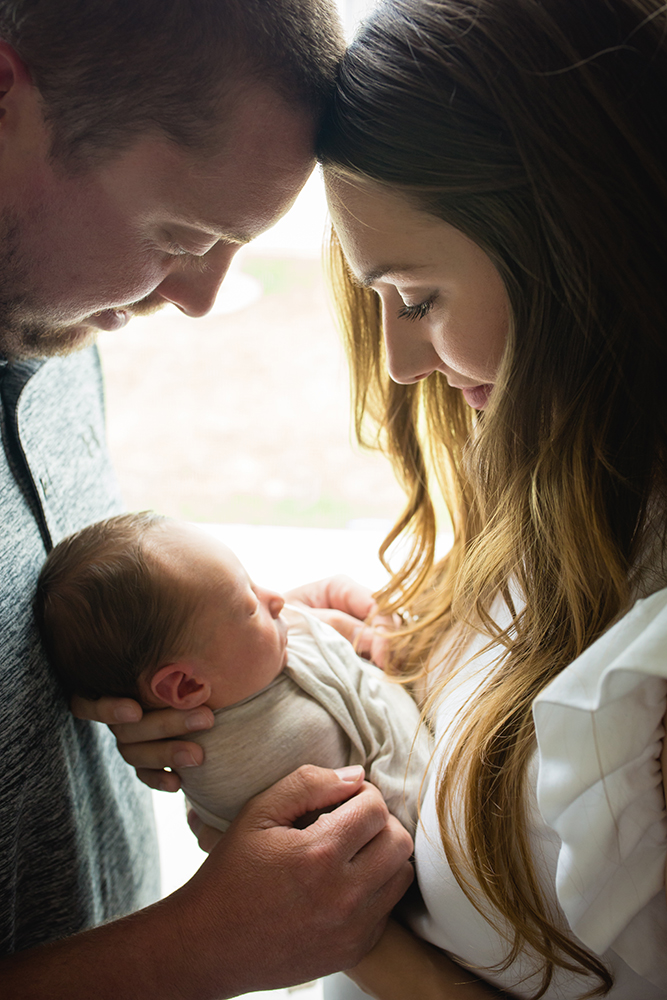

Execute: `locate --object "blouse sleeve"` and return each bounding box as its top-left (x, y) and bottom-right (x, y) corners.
top-left (533, 587), bottom-right (667, 991)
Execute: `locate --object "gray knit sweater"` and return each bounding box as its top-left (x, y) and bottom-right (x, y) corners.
top-left (0, 347), bottom-right (159, 956)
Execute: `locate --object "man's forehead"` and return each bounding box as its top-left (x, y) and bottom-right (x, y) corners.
top-left (137, 91), bottom-right (315, 241)
top-left (180, 154), bottom-right (314, 242)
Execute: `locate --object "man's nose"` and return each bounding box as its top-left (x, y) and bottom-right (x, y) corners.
top-left (155, 242), bottom-right (239, 317)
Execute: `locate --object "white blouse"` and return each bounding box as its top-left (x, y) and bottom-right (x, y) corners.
top-left (411, 588), bottom-right (667, 998)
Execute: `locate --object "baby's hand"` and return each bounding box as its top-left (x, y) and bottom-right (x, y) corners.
top-left (71, 695), bottom-right (214, 791)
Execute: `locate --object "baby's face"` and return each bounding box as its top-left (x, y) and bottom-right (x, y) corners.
top-left (149, 523), bottom-right (288, 709)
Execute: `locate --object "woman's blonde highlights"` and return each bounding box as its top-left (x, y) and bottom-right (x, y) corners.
top-left (320, 1), bottom-right (667, 994)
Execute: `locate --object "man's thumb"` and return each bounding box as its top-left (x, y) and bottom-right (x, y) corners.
top-left (246, 764), bottom-right (365, 828)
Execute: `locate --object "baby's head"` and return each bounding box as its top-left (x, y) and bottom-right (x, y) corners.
top-left (35, 513), bottom-right (288, 711)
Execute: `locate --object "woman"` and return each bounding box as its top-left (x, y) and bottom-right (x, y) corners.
top-left (317, 0), bottom-right (667, 997)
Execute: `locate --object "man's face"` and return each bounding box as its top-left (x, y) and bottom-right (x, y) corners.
top-left (0, 84), bottom-right (315, 358)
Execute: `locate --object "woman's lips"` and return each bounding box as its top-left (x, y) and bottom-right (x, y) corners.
top-left (461, 384), bottom-right (493, 409)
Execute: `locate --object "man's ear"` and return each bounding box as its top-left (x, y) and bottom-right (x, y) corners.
top-left (0, 39), bottom-right (48, 164)
top-left (0, 40), bottom-right (33, 109)
top-left (150, 662), bottom-right (212, 710)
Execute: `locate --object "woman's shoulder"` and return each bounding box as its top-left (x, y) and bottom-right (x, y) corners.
top-left (533, 586), bottom-right (667, 991)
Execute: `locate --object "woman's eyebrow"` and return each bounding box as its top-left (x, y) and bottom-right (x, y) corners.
top-left (354, 262), bottom-right (428, 288)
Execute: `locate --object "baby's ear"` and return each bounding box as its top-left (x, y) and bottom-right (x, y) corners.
top-left (150, 662), bottom-right (211, 710)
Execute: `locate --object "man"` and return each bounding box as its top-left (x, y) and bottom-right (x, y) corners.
top-left (0, 1), bottom-right (414, 995)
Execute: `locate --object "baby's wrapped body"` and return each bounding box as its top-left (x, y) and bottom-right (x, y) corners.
top-left (179, 606), bottom-right (433, 832)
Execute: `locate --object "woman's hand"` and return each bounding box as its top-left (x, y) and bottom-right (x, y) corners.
top-left (286, 574), bottom-right (398, 668)
top-left (346, 919), bottom-right (509, 999)
top-left (70, 695), bottom-right (214, 792)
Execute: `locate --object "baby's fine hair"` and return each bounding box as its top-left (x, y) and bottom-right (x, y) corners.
top-left (34, 512), bottom-right (199, 703)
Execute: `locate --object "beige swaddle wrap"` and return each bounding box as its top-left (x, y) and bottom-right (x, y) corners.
top-left (180, 605), bottom-right (432, 832)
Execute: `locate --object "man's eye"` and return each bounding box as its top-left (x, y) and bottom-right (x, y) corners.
top-left (397, 294), bottom-right (436, 321)
top-left (166, 242), bottom-right (191, 257)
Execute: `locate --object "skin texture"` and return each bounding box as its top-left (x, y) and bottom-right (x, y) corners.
top-left (138, 522), bottom-right (398, 717)
top-left (77, 572), bottom-right (394, 789)
top-left (326, 176), bottom-right (510, 410)
top-left (1, 765), bottom-right (415, 999)
top-left (347, 919), bottom-right (509, 999)
top-left (0, 38), bottom-right (416, 997)
top-left (139, 522), bottom-right (290, 712)
top-left (0, 41), bottom-right (314, 358)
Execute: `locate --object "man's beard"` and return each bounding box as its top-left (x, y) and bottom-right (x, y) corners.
top-left (0, 209), bottom-right (164, 362)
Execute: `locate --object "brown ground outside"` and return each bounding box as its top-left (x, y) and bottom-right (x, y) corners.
top-left (97, 252), bottom-right (405, 529)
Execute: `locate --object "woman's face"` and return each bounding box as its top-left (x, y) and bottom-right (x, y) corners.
top-left (327, 176), bottom-right (510, 410)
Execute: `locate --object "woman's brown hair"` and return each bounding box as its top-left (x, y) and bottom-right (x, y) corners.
top-left (318, 0), bottom-right (667, 995)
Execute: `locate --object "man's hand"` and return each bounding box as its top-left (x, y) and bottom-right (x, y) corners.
top-left (176, 764), bottom-right (416, 993)
top-left (71, 695), bottom-right (214, 792)
top-left (287, 574), bottom-right (397, 668)
top-left (0, 765), bottom-right (415, 999)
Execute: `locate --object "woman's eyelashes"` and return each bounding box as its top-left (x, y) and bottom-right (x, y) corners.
top-left (396, 293), bottom-right (437, 321)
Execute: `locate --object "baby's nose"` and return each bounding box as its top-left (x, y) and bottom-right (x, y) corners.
top-left (267, 591), bottom-right (285, 618)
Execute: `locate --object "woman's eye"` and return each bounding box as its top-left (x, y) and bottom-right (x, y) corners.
top-left (397, 295), bottom-right (436, 321)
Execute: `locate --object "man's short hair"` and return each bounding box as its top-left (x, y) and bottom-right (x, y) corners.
top-left (34, 512), bottom-right (200, 703)
top-left (0, 0), bottom-right (344, 166)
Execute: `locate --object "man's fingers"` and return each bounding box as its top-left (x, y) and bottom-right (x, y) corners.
top-left (135, 766), bottom-right (182, 793)
top-left (72, 697), bottom-right (214, 743)
top-left (350, 811), bottom-right (414, 884)
top-left (110, 705), bottom-right (214, 744)
top-left (246, 768), bottom-right (413, 881)
top-left (71, 694), bottom-right (143, 725)
top-left (116, 736), bottom-right (206, 771)
top-left (364, 860), bottom-right (415, 934)
top-left (245, 763), bottom-right (367, 831)
top-left (308, 779), bottom-right (403, 861)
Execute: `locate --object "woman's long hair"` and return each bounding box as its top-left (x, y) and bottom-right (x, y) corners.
top-left (318, 1), bottom-right (667, 995)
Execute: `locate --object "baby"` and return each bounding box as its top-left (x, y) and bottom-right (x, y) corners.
top-left (34, 512), bottom-right (432, 832)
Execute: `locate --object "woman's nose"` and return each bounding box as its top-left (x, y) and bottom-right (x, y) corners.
top-left (381, 305), bottom-right (440, 385)
top-left (155, 242), bottom-right (238, 317)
